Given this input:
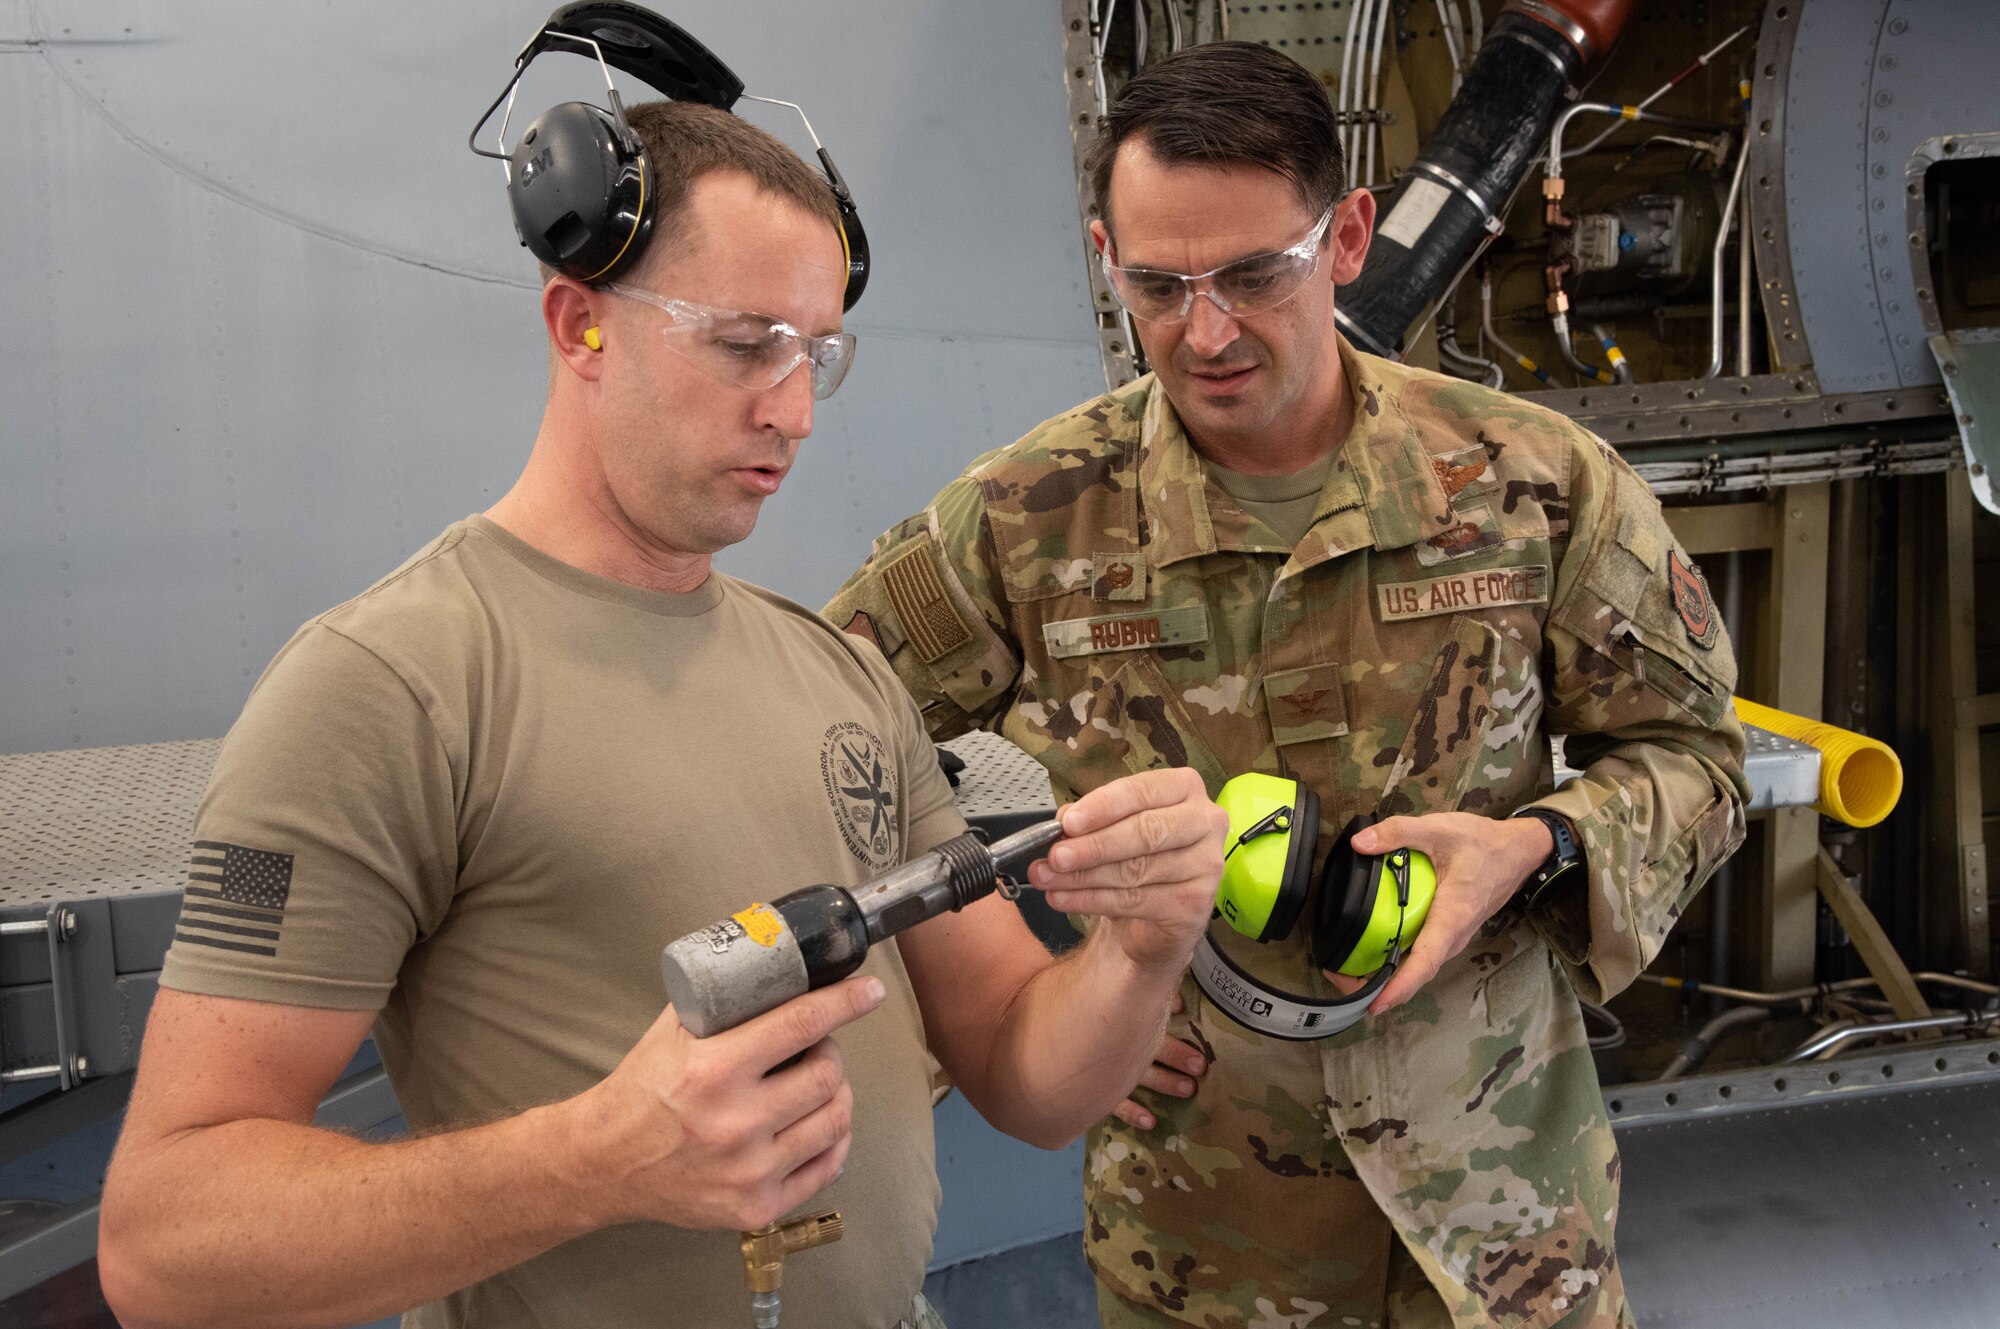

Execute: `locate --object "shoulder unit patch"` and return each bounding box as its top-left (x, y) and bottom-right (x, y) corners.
top-left (1668, 549), bottom-right (1720, 650)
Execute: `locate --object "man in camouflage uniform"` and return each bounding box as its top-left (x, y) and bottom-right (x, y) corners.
top-left (828, 43), bottom-right (1747, 1329)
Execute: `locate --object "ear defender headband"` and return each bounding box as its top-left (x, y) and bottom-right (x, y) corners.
top-left (468, 2), bottom-right (871, 307)
top-left (1196, 774), bottom-right (1437, 1040)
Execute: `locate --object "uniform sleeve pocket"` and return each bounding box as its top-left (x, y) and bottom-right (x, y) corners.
top-left (1559, 471), bottom-right (1737, 722)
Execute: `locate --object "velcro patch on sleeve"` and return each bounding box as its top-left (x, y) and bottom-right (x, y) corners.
top-left (1377, 565), bottom-right (1550, 622)
top-left (1042, 606), bottom-right (1209, 659)
top-left (880, 535), bottom-right (974, 664)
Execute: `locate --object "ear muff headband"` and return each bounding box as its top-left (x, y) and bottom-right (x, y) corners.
top-left (1191, 931), bottom-right (1392, 1041)
top-left (470, 3), bottom-right (870, 306)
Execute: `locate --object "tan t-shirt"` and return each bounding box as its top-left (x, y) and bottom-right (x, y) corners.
top-left (159, 516), bottom-right (966, 1329)
top-left (1205, 449), bottom-right (1338, 549)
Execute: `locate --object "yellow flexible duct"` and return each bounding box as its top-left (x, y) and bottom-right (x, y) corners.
top-left (1732, 697), bottom-right (1904, 828)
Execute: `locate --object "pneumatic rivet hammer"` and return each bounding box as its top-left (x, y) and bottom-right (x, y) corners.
top-left (659, 819), bottom-right (1064, 1328)
top-left (660, 820), bottom-right (1064, 1037)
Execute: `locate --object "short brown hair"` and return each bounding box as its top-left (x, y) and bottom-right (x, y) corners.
top-left (1085, 42), bottom-right (1346, 234)
top-left (539, 99), bottom-right (840, 282)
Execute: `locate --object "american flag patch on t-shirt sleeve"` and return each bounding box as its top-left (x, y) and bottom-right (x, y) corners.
top-left (176, 841), bottom-right (294, 957)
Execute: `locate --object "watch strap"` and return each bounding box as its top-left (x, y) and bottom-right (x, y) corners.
top-left (1511, 807), bottom-right (1580, 907)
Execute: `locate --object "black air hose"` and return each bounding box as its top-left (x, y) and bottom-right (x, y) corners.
top-left (1336, 1), bottom-right (1628, 358)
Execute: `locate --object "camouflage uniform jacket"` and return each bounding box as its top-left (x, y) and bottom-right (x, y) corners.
top-left (827, 339), bottom-right (1748, 1329)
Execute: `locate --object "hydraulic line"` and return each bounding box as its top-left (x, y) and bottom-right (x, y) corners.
top-left (1735, 165), bottom-right (1752, 375)
top-left (1440, 331), bottom-right (1505, 386)
top-left (1588, 321), bottom-right (1632, 383)
top-left (1338, 0), bottom-right (1369, 175)
top-left (1337, 1), bottom-right (1638, 359)
top-left (1434, 0), bottom-right (1465, 91)
top-left (1581, 1001), bottom-right (1627, 1052)
top-left (1549, 309), bottom-right (1615, 385)
top-left (1566, 25), bottom-right (1751, 159)
top-left (1781, 1011), bottom-right (2000, 1064)
top-left (1656, 1004), bottom-right (1770, 1080)
top-left (1438, 308), bottom-right (1505, 387)
top-left (1703, 140), bottom-right (1751, 378)
top-left (1733, 80), bottom-right (1752, 374)
top-left (1546, 101), bottom-right (1720, 186)
top-left (1362, 0), bottom-right (1395, 186)
top-left (1639, 972), bottom-right (2000, 1005)
top-left (1481, 271), bottom-right (1555, 388)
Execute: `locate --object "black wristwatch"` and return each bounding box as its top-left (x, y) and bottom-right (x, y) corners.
top-left (1509, 807), bottom-right (1582, 907)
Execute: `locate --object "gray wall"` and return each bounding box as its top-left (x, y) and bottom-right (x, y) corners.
top-left (1, 0), bottom-right (1105, 754)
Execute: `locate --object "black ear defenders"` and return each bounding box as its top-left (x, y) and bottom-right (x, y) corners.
top-left (468, 2), bottom-right (871, 307)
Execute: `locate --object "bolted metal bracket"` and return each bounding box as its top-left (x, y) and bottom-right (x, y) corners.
top-left (44, 905), bottom-right (86, 1090)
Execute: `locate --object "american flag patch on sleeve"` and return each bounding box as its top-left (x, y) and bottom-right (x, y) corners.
top-left (176, 841), bottom-right (294, 956)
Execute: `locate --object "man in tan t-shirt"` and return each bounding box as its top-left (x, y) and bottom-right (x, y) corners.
top-left (97, 97), bottom-right (1227, 1329)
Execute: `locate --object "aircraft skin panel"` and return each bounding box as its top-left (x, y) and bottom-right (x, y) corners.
top-left (1784, 0), bottom-right (2000, 395)
top-left (0, 1), bottom-right (1105, 754)
top-left (1617, 1076), bottom-right (2000, 1326)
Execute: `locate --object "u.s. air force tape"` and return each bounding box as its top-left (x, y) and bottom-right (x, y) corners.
top-left (1189, 931), bottom-right (1391, 1041)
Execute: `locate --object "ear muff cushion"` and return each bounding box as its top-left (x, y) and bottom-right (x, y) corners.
top-left (1313, 815), bottom-right (1436, 977)
top-left (1273, 784), bottom-right (1318, 941)
top-left (836, 203), bottom-right (870, 311)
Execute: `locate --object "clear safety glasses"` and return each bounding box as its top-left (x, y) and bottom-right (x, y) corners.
top-left (1100, 205), bottom-right (1338, 325)
top-left (601, 284), bottom-right (858, 400)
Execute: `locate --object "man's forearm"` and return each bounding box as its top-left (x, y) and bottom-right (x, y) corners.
top-left (973, 930), bottom-right (1184, 1149)
top-left (101, 1099), bottom-right (596, 1329)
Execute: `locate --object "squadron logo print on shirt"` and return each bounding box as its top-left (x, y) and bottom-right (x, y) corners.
top-left (821, 722), bottom-right (898, 870)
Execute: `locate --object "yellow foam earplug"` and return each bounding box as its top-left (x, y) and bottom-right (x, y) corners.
top-left (582, 326), bottom-right (603, 351)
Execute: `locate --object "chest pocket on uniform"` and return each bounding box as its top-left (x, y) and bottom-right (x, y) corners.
top-left (1377, 614), bottom-right (1501, 816)
top-left (1010, 648), bottom-right (1228, 798)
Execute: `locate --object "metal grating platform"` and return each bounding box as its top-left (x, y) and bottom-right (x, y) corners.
top-left (938, 729), bottom-right (1058, 824)
top-left (0, 740), bottom-right (220, 909)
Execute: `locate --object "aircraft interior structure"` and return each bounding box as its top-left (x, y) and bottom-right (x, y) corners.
top-left (1, 2), bottom-right (1995, 1326)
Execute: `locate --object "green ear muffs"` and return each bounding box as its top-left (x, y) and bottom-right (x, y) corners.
top-left (1313, 813), bottom-right (1437, 977)
top-left (1215, 773), bottom-right (1319, 942)
top-left (1196, 782), bottom-right (1439, 1040)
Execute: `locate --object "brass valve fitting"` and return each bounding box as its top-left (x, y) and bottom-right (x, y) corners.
top-left (741, 1209), bottom-right (844, 1295)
